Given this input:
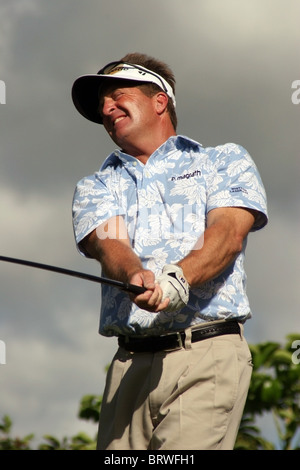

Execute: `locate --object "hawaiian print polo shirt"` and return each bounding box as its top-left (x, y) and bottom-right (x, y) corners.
top-left (72, 135), bottom-right (268, 337)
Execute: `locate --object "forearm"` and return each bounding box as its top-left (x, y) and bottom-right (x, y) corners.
top-left (178, 224), bottom-right (241, 288)
top-left (82, 231), bottom-right (143, 283)
top-left (177, 207), bottom-right (255, 288)
top-left (82, 224), bottom-right (169, 312)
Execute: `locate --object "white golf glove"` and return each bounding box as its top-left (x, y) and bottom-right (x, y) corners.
top-left (156, 264), bottom-right (189, 312)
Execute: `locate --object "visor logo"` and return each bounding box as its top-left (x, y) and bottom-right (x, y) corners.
top-left (107, 65), bottom-right (131, 76)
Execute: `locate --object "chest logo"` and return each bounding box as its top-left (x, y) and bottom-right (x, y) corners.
top-left (171, 170), bottom-right (201, 182)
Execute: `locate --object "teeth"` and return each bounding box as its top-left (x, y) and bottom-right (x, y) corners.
top-left (114, 116), bottom-right (125, 125)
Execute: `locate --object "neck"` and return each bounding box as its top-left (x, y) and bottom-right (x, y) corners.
top-left (123, 126), bottom-right (176, 164)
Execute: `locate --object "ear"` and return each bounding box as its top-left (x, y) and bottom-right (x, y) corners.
top-left (155, 92), bottom-right (169, 115)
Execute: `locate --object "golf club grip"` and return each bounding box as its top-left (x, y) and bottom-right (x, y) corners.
top-left (124, 283), bottom-right (147, 295)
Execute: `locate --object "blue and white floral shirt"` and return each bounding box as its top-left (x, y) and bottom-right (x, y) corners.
top-left (72, 135), bottom-right (268, 337)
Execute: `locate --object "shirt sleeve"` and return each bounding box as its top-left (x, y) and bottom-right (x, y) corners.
top-left (72, 171), bottom-right (125, 256)
top-left (206, 143), bottom-right (268, 231)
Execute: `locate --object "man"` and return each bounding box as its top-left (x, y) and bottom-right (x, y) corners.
top-left (71, 53), bottom-right (268, 450)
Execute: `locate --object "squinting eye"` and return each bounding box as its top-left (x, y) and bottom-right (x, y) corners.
top-left (113, 91), bottom-right (124, 100)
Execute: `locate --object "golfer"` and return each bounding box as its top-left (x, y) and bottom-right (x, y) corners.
top-left (71, 53), bottom-right (268, 450)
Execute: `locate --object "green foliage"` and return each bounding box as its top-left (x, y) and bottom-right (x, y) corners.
top-left (234, 416), bottom-right (275, 450)
top-left (0, 415), bottom-right (34, 450)
top-left (1, 334), bottom-right (300, 450)
top-left (235, 333), bottom-right (300, 450)
top-left (78, 394), bottom-right (102, 423)
top-left (38, 432), bottom-right (96, 450)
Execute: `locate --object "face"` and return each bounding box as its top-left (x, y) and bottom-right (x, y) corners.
top-left (98, 82), bottom-right (159, 152)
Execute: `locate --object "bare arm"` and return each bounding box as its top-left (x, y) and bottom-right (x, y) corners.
top-left (81, 216), bottom-right (169, 312)
top-left (177, 207), bottom-right (256, 287)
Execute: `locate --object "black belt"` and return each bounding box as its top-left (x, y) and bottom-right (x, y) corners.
top-left (118, 321), bottom-right (240, 353)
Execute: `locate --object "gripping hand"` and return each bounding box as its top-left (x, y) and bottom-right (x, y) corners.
top-left (156, 264), bottom-right (189, 312)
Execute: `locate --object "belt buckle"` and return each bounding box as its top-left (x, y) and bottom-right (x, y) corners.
top-left (164, 331), bottom-right (184, 352)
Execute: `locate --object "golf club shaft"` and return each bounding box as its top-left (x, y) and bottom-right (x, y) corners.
top-left (0, 255), bottom-right (146, 295)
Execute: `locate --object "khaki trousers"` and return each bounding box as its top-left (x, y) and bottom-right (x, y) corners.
top-left (97, 325), bottom-right (252, 450)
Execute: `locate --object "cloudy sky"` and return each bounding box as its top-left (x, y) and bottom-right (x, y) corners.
top-left (0, 0), bottom-right (299, 448)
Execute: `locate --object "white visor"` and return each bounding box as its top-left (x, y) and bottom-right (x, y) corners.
top-left (99, 62), bottom-right (176, 107)
top-left (72, 61), bottom-right (176, 124)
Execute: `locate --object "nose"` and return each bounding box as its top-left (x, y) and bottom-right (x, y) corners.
top-left (101, 96), bottom-right (116, 117)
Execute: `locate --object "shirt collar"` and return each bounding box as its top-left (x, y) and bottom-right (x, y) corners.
top-left (101, 135), bottom-right (203, 170)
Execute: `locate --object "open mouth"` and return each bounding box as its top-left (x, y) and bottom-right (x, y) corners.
top-left (113, 116), bottom-right (127, 126)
